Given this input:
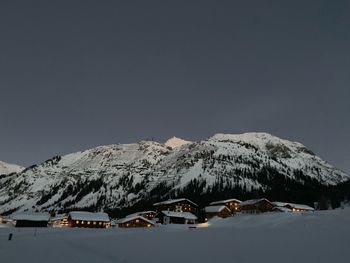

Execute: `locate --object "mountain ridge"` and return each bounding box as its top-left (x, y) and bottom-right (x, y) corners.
top-left (0, 161), bottom-right (24, 175)
top-left (0, 132), bottom-right (348, 215)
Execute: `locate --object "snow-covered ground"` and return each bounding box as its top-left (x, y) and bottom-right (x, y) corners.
top-left (1, 209), bottom-right (349, 263)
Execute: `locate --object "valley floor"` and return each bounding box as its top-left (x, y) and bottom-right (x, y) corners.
top-left (1, 209), bottom-right (350, 263)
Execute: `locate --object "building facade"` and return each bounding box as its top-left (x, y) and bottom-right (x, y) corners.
top-left (68, 211), bottom-right (110, 228)
top-left (209, 198), bottom-right (241, 214)
top-left (153, 198), bottom-right (198, 214)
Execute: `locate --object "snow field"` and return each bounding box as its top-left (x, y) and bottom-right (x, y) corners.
top-left (1, 209), bottom-right (349, 263)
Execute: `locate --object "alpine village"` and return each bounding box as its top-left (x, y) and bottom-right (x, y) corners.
top-left (1, 197), bottom-right (315, 229)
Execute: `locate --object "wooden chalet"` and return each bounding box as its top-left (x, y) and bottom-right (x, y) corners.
top-left (50, 214), bottom-right (69, 227)
top-left (205, 205), bottom-right (232, 219)
top-left (12, 212), bottom-right (51, 227)
top-left (240, 198), bottom-right (275, 214)
top-left (153, 198), bottom-right (198, 214)
top-left (209, 198), bottom-right (241, 213)
top-left (68, 211), bottom-right (110, 228)
top-left (117, 216), bottom-right (155, 228)
top-left (273, 202), bottom-right (315, 212)
top-left (125, 211), bottom-right (157, 220)
top-left (157, 211), bottom-right (198, 225)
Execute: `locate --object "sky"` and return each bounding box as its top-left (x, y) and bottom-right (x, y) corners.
top-left (0, 1), bottom-right (349, 173)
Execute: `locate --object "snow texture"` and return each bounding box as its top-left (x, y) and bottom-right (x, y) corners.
top-left (165, 136), bottom-right (191, 149)
top-left (204, 205), bottom-right (230, 213)
top-left (0, 161), bottom-right (24, 175)
top-left (12, 212), bottom-right (50, 221)
top-left (0, 209), bottom-right (349, 263)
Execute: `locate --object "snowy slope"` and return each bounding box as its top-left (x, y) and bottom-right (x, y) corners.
top-left (0, 161), bottom-right (24, 175)
top-left (0, 133), bottom-right (349, 213)
top-left (1, 209), bottom-right (350, 263)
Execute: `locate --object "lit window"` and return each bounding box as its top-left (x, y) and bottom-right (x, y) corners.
top-left (76, 220), bottom-right (79, 224)
top-left (87, 221), bottom-right (90, 225)
top-left (93, 221), bottom-right (96, 225)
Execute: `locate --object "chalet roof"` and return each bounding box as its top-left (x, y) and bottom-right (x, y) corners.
top-left (273, 202), bottom-right (314, 211)
top-left (51, 214), bottom-right (68, 221)
top-left (117, 216), bottom-right (155, 225)
top-left (272, 206), bottom-right (292, 212)
top-left (68, 211), bottom-right (110, 222)
top-left (153, 198), bottom-right (198, 207)
top-left (126, 211), bottom-right (156, 218)
top-left (160, 211), bottom-right (198, 220)
top-left (210, 198), bottom-right (241, 205)
top-left (12, 212), bottom-right (51, 222)
top-left (240, 198), bottom-right (273, 206)
top-left (205, 205), bottom-right (231, 213)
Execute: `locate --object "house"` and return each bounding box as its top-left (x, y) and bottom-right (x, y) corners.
top-left (273, 202), bottom-right (315, 212)
top-left (209, 198), bottom-right (241, 213)
top-left (240, 198), bottom-right (275, 214)
top-left (125, 211), bottom-right (157, 220)
top-left (153, 198), bottom-right (198, 214)
top-left (117, 216), bottom-right (155, 228)
top-left (50, 214), bottom-right (69, 227)
top-left (205, 205), bottom-right (232, 219)
top-left (68, 211), bottom-right (110, 228)
top-left (12, 212), bottom-right (51, 227)
top-left (272, 206), bottom-right (292, 213)
top-left (157, 211), bottom-right (198, 225)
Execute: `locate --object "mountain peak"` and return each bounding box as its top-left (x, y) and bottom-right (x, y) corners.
top-left (165, 136), bottom-right (191, 149)
top-left (0, 161), bottom-right (24, 175)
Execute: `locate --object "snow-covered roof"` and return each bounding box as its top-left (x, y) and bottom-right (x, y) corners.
top-left (240, 198), bottom-right (272, 206)
top-left (161, 211), bottom-right (198, 220)
top-left (69, 211), bottom-right (110, 222)
top-left (210, 198), bottom-right (241, 205)
top-left (273, 206), bottom-right (292, 212)
top-left (205, 205), bottom-right (231, 213)
top-left (51, 214), bottom-right (68, 221)
top-left (154, 198), bottom-right (198, 207)
top-left (126, 211), bottom-right (156, 218)
top-left (12, 212), bottom-right (51, 221)
top-left (117, 216), bottom-right (155, 225)
top-left (273, 202), bottom-right (314, 211)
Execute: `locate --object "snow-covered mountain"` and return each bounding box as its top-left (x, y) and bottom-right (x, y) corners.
top-left (0, 133), bottom-right (349, 214)
top-left (0, 161), bottom-right (24, 175)
top-left (165, 137), bottom-right (191, 149)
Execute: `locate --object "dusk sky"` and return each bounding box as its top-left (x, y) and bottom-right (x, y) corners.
top-left (0, 1), bottom-right (349, 173)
